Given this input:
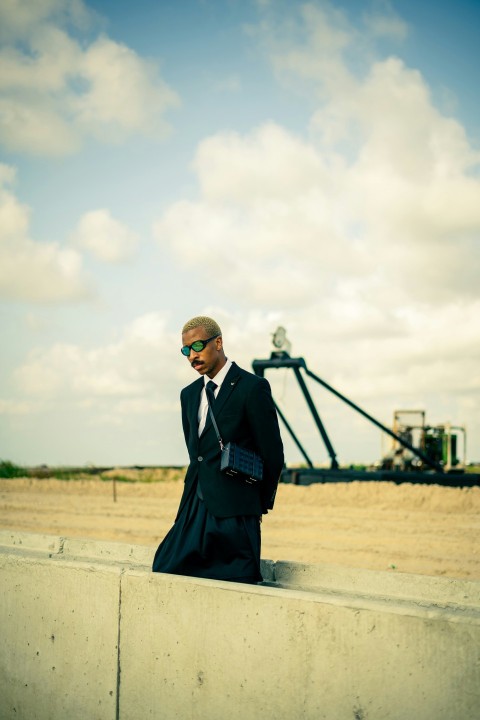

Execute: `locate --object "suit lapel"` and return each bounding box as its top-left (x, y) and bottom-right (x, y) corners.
top-left (213, 363), bottom-right (241, 414)
top-left (201, 362), bottom-right (241, 438)
top-left (188, 378), bottom-right (204, 439)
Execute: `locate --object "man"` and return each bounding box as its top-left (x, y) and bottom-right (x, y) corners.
top-left (152, 315), bottom-right (284, 584)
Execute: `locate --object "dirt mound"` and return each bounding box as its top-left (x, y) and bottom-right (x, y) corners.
top-left (1, 477), bottom-right (479, 579)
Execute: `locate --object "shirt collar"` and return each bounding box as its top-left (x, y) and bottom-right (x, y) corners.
top-left (204, 358), bottom-right (232, 391)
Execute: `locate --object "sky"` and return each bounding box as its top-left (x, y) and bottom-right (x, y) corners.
top-left (0, 0), bottom-right (479, 469)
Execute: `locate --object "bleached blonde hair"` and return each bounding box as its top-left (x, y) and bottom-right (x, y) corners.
top-left (182, 316), bottom-right (222, 337)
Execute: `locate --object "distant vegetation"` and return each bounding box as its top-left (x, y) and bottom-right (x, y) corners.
top-left (0, 460), bottom-right (26, 478)
top-left (0, 461), bottom-right (185, 483)
top-left (2, 459), bottom-right (479, 482)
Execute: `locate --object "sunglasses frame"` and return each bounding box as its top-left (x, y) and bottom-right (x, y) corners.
top-left (181, 334), bottom-right (220, 357)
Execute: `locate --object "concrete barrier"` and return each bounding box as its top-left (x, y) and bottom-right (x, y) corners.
top-left (1, 530), bottom-right (479, 720)
top-left (0, 549), bottom-right (120, 718)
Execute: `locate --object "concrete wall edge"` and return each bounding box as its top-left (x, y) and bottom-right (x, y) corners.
top-left (1, 530), bottom-right (479, 622)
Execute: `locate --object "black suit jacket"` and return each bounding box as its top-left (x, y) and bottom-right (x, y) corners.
top-left (177, 362), bottom-right (284, 519)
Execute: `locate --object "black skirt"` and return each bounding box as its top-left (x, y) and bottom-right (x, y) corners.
top-left (152, 481), bottom-right (262, 584)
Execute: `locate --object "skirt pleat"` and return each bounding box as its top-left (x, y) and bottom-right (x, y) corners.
top-left (152, 481), bottom-right (262, 583)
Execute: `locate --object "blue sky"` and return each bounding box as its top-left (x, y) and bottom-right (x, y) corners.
top-left (1, 0), bottom-right (479, 468)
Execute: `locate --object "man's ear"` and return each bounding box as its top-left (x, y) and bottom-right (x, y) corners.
top-left (216, 335), bottom-right (223, 351)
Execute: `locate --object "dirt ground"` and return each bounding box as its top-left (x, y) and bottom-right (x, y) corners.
top-left (1, 474), bottom-right (479, 580)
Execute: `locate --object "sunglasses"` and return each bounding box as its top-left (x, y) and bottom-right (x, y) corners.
top-left (181, 334), bottom-right (220, 357)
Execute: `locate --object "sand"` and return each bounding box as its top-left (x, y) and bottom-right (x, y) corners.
top-left (1, 475), bottom-right (479, 580)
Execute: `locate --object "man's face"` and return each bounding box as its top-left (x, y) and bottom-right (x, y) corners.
top-left (181, 326), bottom-right (225, 378)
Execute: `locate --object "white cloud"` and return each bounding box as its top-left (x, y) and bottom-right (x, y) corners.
top-left (0, 97), bottom-right (81, 155)
top-left (0, 398), bottom-right (37, 416)
top-left (1, 309), bottom-right (189, 464)
top-left (0, 0), bottom-right (179, 155)
top-left (7, 302), bottom-right (480, 464)
top-left (0, 164), bottom-right (91, 302)
top-left (155, 2), bottom-right (480, 311)
top-left (194, 123), bottom-right (328, 204)
top-left (14, 311), bottom-right (183, 403)
top-left (0, 0), bottom-right (91, 43)
top-left (73, 35), bottom-right (179, 142)
top-left (2, 1), bottom-right (479, 466)
top-left (72, 208), bottom-right (139, 263)
top-left (362, 2), bottom-right (408, 41)
top-left (267, 3), bottom-right (356, 101)
top-left (335, 57), bottom-right (480, 302)
top-left (151, 1), bottom-right (480, 462)
top-left (154, 122), bottom-right (364, 308)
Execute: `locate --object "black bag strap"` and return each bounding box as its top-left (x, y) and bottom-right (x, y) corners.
top-left (206, 389), bottom-right (224, 450)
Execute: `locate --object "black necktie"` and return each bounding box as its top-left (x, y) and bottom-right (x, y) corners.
top-left (206, 380), bottom-right (217, 407)
top-left (197, 380), bottom-right (218, 503)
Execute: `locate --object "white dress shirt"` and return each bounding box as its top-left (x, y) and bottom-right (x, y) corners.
top-left (197, 358), bottom-right (232, 436)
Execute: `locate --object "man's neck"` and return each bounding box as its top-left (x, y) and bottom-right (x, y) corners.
top-left (207, 356), bottom-right (227, 379)
top-left (208, 358), bottom-right (233, 382)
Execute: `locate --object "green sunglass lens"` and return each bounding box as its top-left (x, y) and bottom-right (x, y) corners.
top-left (181, 341), bottom-right (205, 356)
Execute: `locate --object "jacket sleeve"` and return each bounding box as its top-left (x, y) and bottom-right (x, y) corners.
top-left (245, 377), bottom-right (284, 512)
top-left (180, 389), bottom-right (191, 451)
